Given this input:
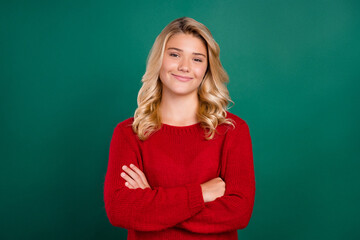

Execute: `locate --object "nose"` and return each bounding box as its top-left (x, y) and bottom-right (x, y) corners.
top-left (178, 57), bottom-right (190, 72)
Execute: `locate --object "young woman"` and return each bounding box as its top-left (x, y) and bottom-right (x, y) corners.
top-left (104, 17), bottom-right (255, 240)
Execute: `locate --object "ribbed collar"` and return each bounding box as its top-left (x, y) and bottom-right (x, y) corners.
top-left (160, 122), bottom-right (202, 135)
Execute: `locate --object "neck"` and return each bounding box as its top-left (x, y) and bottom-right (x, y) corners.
top-left (159, 91), bottom-right (199, 126)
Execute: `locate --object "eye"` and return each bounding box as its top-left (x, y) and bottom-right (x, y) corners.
top-left (169, 53), bottom-right (179, 57)
top-left (194, 58), bottom-right (203, 62)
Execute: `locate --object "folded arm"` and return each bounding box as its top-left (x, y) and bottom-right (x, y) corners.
top-left (104, 124), bottom-right (205, 232)
top-left (174, 122), bottom-right (256, 233)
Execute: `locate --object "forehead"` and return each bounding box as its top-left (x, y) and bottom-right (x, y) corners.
top-left (165, 33), bottom-right (207, 55)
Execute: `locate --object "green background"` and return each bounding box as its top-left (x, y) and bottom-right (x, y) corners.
top-left (1, 0), bottom-right (359, 239)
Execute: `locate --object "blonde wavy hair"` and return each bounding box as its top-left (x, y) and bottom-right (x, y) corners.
top-left (132, 16), bottom-right (235, 141)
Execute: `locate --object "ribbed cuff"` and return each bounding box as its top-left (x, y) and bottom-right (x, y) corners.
top-left (185, 183), bottom-right (205, 216)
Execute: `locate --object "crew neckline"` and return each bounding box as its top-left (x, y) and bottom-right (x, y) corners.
top-left (160, 122), bottom-right (202, 134)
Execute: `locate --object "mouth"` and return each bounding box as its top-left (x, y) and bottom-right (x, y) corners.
top-left (172, 74), bottom-right (193, 82)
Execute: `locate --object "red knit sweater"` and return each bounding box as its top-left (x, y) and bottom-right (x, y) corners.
top-left (103, 111), bottom-right (256, 240)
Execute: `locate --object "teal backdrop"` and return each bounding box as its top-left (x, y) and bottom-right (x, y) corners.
top-left (1, 0), bottom-right (359, 239)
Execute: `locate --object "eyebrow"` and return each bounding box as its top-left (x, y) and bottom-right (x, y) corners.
top-left (167, 47), bottom-right (207, 58)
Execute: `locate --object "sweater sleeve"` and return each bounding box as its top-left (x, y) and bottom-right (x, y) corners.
top-left (174, 121), bottom-right (256, 233)
top-left (103, 123), bottom-right (205, 232)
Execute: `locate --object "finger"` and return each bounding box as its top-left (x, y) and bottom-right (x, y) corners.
top-left (122, 165), bottom-right (146, 188)
top-left (121, 171), bottom-right (139, 188)
top-left (125, 181), bottom-right (136, 189)
top-left (129, 164), bottom-right (150, 187)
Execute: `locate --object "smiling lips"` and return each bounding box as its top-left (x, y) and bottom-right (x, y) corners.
top-left (172, 74), bottom-right (193, 82)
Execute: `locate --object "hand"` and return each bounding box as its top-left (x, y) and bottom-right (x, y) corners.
top-left (120, 164), bottom-right (152, 190)
top-left (200, 177), bottom-right (226, 203)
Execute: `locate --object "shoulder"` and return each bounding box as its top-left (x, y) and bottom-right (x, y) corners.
top-left (225, 110), bottom-right (248, 128)
top-left (222, 111), bottom-right (252, 150)
top-left (224, 110), bottom-right (251, 136)
top-left (109, 117), bottom-right (141, 151)
top-left (116, 116), bottom-right (134, 129)
top-left (113, 116), bottom-right (136, 136)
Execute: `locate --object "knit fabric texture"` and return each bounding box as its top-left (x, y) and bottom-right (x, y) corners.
top-left (103, 111), bottom-right (256, 240)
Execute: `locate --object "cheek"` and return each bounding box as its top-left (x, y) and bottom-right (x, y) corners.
top-left (159, 63), bottom-right (173, 82)
top-left (161, 57), bottom-right (177, 70)
top-left (159, 69), bottom-right (167, 84)
top-left (159, 61), bottom-right (169, 79)
top-left (194, 65), bottom-right (208, 78)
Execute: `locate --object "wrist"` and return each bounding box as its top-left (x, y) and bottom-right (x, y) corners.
top-left (200, 184), bottom-right (207, 203)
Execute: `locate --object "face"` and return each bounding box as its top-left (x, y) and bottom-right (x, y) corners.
top-left (159, 33), bottom-right (208, 97)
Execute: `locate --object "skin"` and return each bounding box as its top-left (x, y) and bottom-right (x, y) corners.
top-left (158, 32), bottom-right (208, 125)
top-left (120, 33), bottom-right (226, 203)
